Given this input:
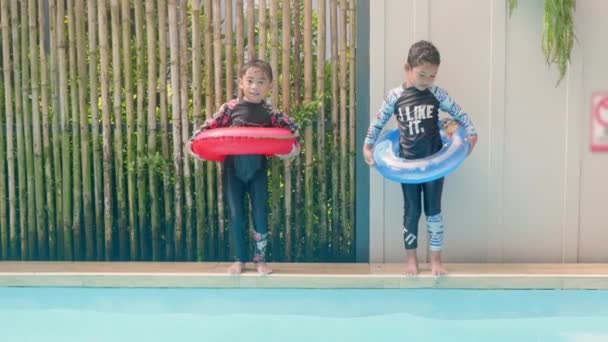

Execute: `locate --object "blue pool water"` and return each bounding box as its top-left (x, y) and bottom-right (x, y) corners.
top-left (1, 288), bottom-right (608, 341)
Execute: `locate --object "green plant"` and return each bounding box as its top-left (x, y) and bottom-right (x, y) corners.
top-left (509, 0), bottom-right (576, 85)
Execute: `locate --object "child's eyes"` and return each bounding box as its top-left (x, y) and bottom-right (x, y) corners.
top-left (246, 80), bottom-right (266, 85)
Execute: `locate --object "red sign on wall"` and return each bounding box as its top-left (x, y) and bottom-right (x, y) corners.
top-left (591, 92), bottom-right (608, 152)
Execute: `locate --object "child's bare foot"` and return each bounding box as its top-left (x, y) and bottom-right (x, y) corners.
top-left (430, 251), bottom-right (447, 277)
top-left (404, 250), bottom-right (418, 277)
top-left (227, 262), bottom-right (244, 274)
top-left (256, 262), bottom-right (273, 275)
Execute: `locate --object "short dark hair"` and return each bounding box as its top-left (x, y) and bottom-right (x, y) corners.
top-left (407, 40), bottom-right (440, 68)
top-left (239, 59), bottom-right (273, 81)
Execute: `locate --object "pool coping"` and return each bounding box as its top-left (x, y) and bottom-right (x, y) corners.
top-left (0, 262), bottom-right (607, 289)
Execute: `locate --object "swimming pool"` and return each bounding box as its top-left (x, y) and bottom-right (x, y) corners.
top-left (1, 287), bottom-right (607, 341)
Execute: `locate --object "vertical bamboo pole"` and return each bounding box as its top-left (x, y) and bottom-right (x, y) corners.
top-left (316, 0), bottom-right (328, 260)
top-left (68, 0), bottom-right (82, 260)
top-left (29, 0), bottom-right (47, 259)
top-left (224, 0), bottom-right (234, 259)
top-left (292, 0), bottom-right (303, 260)
top-left (20, 0), bottom-right (37, 259)
top-left (49, 0), bottom-right (63, 259)
top-left (225, 0), bottom-right (233, 99)
top-left (76, 0), bottom-right (93, 260)
top-left (57, 0), bottom-right (73, 260)
top-left (330, 0), bottom-right (339, 258)
top-left (134, 0), bottom-right (148, 259)
top-left (145, 0), bottom-right (160, 261)
top-left (98, 0), bottom-right (114, 260)
top-left (88, 0), bottom-right (103, 260)
top-left (38, 0), bottom-right (52, 260)
top-left (303, 0), bottom-right (314, 260)
top-left (269, 0), bottom-right (280, 260)
top-left (339, 0), bottom-right (348, 258)
top-left (203, 0), bottom-right (215, 259)
top-left (168, 0), bottom-right (183, 260)
top-left (121, 0), bottom-right (138, 260)
top-left (158, 0), bottom-right (172, 260)
top-left (236, 0), bottom-right (244, 93)
top-left (0, 1), bottom-right (6, 256)
top-left (212, 0), bottom-right (225, 260)
top-left (11, 0), bottom-right (27, 259)
top-left (236, 0), bottom-right (244, 72)
top-left (258, 0), bottom-right (266, 60)
top-left (110, 0), bottom-right (127, 260)
top-left (348, 0), bottom-right (356, 258)
top-left (0, 0), bottom-right (16, 259)
top-left (280, 0), bottom-right (292, 261)
top-left (246, 0), bottom-right (255, 60)
top-left (179, 0), bottom-right (193, 261)
top-left (0, 1), bottom-right (6, 259)
top-left (57, 1), bottom-right (73, 260)
top-left (192, 0), bottom-right (205, 261)
top-left (293, 0), bottom-right (302, 104)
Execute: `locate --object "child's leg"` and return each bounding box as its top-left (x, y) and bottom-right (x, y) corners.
top-left (422, 178), bottom-right (446, 275)
top-left (224, 164), bottom-right (248, 273)
top-left (401, 183), bottom-right (422, 275)
top-left (249, 167), bottom-right (271, 274)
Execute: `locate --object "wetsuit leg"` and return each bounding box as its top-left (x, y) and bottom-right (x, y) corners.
top-left (224, 162), bottom-right (248, 262)
top-left (248, 166), bottom-right (269, 262)
top-left (401, 183), bottom-right (422, 250)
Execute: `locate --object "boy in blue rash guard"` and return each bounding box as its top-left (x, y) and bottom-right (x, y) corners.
top-left (362, 41), bottom-right (478, 276)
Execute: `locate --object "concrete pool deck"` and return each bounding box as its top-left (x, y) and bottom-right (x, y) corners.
top-left (0, 262), bottom-right (607, 289)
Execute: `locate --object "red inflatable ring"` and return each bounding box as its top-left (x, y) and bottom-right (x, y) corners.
top-left (189, 127), bottom-right (297, 162)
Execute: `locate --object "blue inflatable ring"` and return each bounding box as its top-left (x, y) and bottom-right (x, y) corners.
top-left (372, 123), bottom-right (470, 184)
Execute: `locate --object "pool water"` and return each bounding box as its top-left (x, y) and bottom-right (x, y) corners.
top-left (1, 288), bottom-right (607, 341)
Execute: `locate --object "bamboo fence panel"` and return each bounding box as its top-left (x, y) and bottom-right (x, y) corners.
top-left (0, 0), bottom-right (357, 262)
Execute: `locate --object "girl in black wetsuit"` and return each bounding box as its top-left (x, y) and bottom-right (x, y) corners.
top-left (192, 60), bottom-right (300, 274)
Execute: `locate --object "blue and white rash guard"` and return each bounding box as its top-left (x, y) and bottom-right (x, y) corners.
top-left (364, 84), bottom-right (477, 159)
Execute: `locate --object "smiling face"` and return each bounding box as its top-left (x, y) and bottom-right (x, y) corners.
top-left (239, 67), bottom-right (273, 103)
top-left (405, 62), bottom-right (439, 91)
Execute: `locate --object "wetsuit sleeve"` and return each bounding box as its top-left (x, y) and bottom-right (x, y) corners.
top-left (430, 86), bottom-right (478, 137)
top-left (194, 103), bottom-right (231, 134)
top-left (269, 106), bottom-right (301, 143)
top-left (364, 89), bottom-right (398, 145)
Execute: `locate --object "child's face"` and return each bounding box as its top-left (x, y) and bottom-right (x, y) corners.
top-left (239, 67), bottom-right (272, 103)
top-left (405, 62), bottom-right (439, 91)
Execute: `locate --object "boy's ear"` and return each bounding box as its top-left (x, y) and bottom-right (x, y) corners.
top-left (404, 63), bottom-right (411, 72)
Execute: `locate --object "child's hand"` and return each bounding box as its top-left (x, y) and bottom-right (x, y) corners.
top-left (185, 140), bottom-right (198, 159)
top-left (363, 144), bottom-right (374, 167)
top-left (467, 135), bottom-right (477, 155)
top-left (276, 143), bottom-right (300, 160)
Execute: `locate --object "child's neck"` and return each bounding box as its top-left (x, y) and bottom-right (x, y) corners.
top-left (241, 97), bottom-right (265, 104)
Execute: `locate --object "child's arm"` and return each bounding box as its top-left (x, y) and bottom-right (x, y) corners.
top-left (430, 86), bottom-right (478, 154)
top-left (362, 89), bottom-right (399, 166)
top-left (269, 110), bottom-right (301, 140)
top-left (187, 101), bottom-right (233, 158)
top-left (193, 101), bottom-right (233, 134)
top-left (268, 105), bottom-right (301, 159)
top-left (430, 86), bottom-right (477, 136)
